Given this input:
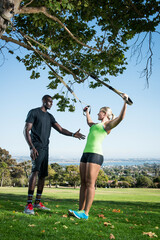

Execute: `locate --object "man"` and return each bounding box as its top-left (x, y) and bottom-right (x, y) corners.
top-left (23, 95), bottom-right (85, 215)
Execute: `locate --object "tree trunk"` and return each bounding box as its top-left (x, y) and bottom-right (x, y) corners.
top-left (0, 0), bottom-right (21, 38)
top-left (0, 172), bottom-right (4, 187)
top-left (49, 179), bottom-right (52, 188)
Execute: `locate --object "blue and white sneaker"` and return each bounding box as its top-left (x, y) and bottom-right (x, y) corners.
top-left (72, 210), bottom-right (88, 220)
top-left (68, 209), bottom-right (84, 216)
top-left (68, 209), bottom-right (74, 216)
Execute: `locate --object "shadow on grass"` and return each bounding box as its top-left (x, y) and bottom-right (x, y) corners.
top-left (0, 192), bottom-right (159, 214)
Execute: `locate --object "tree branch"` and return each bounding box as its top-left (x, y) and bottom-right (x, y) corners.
top-left (140, 32), bottom-right (153, 87)
top-left (18, 6), bottom-right (102, 52)
top-left (1, 35), bottom-right (80, 80)
top-left (14, 0), bottom-right (23, 12)
top-left (131, 33), bottom-right (148, 64)
top-left (0, 42), bottom-right (6, 67)
top-left (100, 31), bottom-right (107, 51)
top-left (23, 0), bottom-right (34, 8)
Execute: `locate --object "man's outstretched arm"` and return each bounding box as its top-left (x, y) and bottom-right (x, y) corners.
top-left (52, 122), bottom-right (85, 140)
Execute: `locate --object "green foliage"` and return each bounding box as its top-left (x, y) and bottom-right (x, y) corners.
top-left (50, 163), bottom-right (65, 186)
top-left (52, 93), bottom-right (75, 111)
top-left (0, 161), bottom-right (10, 186)
top-left (0, 147), bottom-right (16, 187)
top-left (136, 175), bottom-right (154, 188)
top-left (46, 165), bottom-right (56, 186)
top-left (0, 147), bottom-right (158, 189)
top-left (118, 181), bottom-right (130, 188)
top-left (1, 0), bottom-right (159, 110)
top-left (12, 176), bottom-right (28, 187)
top-left (65, 165), bottom-right (80, 188)
top-left (0, 147), bottom-right (31, 187)
top-left (11, 165), bottom-right (25, 179)
top-left (119, 176), bottom-right (136, 187)
top-left (110, 179), bottom-right (118, 188)
top-left (51, 163), bottom-right (64, 173)
top-left (153, 176), bottom-right (160, 183)
top-left (96, 169), bottom-right (108, 187)
top-left (30, 70), bottom-right (40, 79)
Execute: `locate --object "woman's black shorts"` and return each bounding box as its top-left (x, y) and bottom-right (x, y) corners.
top-left (80, 152), bottom-right (104, 166)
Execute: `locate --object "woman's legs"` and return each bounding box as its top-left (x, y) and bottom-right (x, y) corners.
top-left (84, 163), bottom-right (101, 215)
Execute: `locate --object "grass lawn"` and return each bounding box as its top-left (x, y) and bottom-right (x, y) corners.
top-left (0, 187), bottom-right (160, 240)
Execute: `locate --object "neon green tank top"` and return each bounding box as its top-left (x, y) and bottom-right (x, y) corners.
top-left (83, 123), bottom-right (108, 155)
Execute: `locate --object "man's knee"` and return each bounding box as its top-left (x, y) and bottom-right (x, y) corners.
top-left (30, 171), bottom-right (39, 179)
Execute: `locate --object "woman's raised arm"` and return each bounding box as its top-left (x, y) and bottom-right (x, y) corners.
top-left (104, 94), bottom-right (128, 132)
top-left (83, 106), bottom-right (95, 127)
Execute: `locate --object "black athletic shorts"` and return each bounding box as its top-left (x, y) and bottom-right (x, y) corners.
top-left (80, 152), bottom-right (104, 166)
top-left (32, 147), bottom-right (49, 178)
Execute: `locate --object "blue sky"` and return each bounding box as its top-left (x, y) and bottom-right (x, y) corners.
top-left (0, 32), bottom-right (160, 161)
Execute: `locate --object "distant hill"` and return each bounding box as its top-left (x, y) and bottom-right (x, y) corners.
top-left (13, 156), bottom-right (160, 166)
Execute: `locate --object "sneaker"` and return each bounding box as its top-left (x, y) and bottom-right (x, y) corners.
top-left (23, 203), bottom-right (34, 215)
top-left (68, 209), bottom-right (84, 216)
top-left (68, 209), bottom-right (74, 216)
top-left (33, 202), bottom-right (50, 211)
top-left (72, 210), bottom-right (88, 220)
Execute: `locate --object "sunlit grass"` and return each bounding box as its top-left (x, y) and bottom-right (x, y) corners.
top-left (0, 187), bottom-right (160, 240)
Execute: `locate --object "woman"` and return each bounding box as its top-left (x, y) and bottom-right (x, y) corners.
top-left (69, 94), bottom-right (129, 220)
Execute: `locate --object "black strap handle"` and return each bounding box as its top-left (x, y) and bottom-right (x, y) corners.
top-left (83, 105), bottom-right (91, 116)
top-left (126, 97), bottom-right (133, 105)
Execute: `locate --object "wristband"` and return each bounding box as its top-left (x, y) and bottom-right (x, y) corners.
top-left (72, 133), bottom-right (75, 137)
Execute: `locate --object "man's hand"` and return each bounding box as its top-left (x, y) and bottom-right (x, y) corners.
top-left (73, 129), bottom-right (86, 140)
top-left (30, 147), bottom-right (39, 160)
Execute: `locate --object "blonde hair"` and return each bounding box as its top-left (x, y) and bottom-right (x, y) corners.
top-left (100, 107), bottom-right (116, 120)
